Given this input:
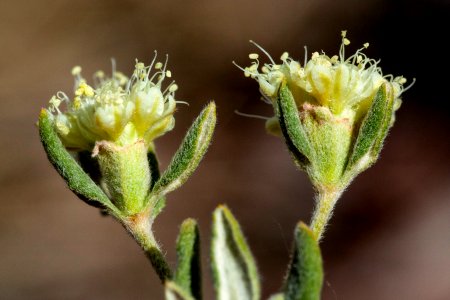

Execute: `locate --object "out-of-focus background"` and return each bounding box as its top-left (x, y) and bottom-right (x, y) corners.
top-left (1, 0), bottom-right (449, 299)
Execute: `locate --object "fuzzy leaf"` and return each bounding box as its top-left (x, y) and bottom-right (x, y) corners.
top-left (284, 222), bottom-right (323, 300)
top-left (370, 84), bottom-right (396, 157)
top-left (277, 83), bottom-right (313, 166)
top-left (165, 281), bottom-right (195, 300)
top-left (174, 219), bottom-right (202, 299)
top-left (211, 205), bottom-right (260, 300)
top-left (346, 84), bottom-right (392, 171)
top-left (38, 109), bottom-right (121, 217)
top-left (152, 102), bottom-right (216, 198)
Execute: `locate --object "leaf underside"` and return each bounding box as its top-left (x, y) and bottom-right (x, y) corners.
top-left (211, 205), bottom-right (260, 300)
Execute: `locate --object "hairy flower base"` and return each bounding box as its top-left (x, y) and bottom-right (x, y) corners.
top-left (300, 103), bottom-right (353, 187)
top-left (95, 139), bottom-right (151, 215)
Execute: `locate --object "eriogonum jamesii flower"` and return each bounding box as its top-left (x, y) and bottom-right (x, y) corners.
top-left (48, 55), bottom-right (179, 151)
top-left (238, 31), bottom-right (413, 189)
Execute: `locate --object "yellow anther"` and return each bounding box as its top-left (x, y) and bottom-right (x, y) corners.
top-left (280, 52), bottom-right (289, 61)
top-left (73, 97), bottom-right (82, 109)
top-left (94, 70), bottom-right (105, 79)
top-left (330, 55), bottom-right (339, 63)
top-left (249, 53), bottom-right (259, 60)
top-left (155, 62), bottom-right (163, 69)
top-left (363, 43), bottom-right (369, 48)
top-left (76, 82), bottom-right (95, 97)
top-left (341, 30), bottom-right (347, 38)
top-left (166, 70), bottom-right (172, 78)
top-left (343, 38), bottom-right (351, 45)
top-left (261, 66), bottom-right (270, 74)
top-left (169, 84), bottom-right (178, 93)
top-left (71, 66), bottom-right (82, 76)
top-left (312, 52), bottom-right (320, 59)
top-left (248, 64), bottom-right (258, 72)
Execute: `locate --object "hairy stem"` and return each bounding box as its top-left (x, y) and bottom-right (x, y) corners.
top-left (310, 189), bottom-right (343, 241)
top-left (124, 212), bottom-right (172, 282)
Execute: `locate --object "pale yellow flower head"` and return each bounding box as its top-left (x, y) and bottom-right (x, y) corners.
top-left (48, 54), bottom-right (179, 151)
top-left (240, 31), bottom-right (411, 118)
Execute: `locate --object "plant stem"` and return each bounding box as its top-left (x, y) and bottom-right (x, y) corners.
top-left (124, 213), bottom-right (172, 282)
top-left (310, 189), bottom-right (343, 241)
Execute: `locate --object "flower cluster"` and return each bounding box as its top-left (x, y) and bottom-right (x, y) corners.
top-left (240, 31), bottom-right (410, 132)
top-left (48, 54), bottom-right (179, 151)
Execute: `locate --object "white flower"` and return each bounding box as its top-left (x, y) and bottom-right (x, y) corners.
top-left (48, 54), bottom-right (179, 151)
top-left (239, 31), bottom-right (412, 117)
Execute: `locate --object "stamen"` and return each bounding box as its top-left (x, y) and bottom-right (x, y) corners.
top-left (304, 46), bottom-right (308, 66)
top-left (249, 40), bottom-right (275, 64)
top-left (280, 52), bottom-right (289, 61)
top-left (232, 61), bottom-right (259, 77)
top-left (401, 78), bottom-right (416, 93)
top-left (145, 50), bottom-right (158, 78)
top-left (234, 110), bottom-right (271, 120)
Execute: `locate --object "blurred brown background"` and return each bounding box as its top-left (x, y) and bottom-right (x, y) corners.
top-left (1, 0), bottom-right (449, 299)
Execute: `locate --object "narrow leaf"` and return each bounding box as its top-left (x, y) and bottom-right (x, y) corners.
top-left (174, 219), bottom-right (202, 299)
top-left (38, 109), bottom-right (121, 217)
top-left (370, 84), bottom-right (396, 156)
top-left (152, 102), bottom-right (216, 197)
top-left (277, 83), bottom-right (313, 166)
top-left (211, 205), bottom-right (260, 300)
top-left (165, 281), bottom-right (195, 300)
top-left (346, 84), bottom-right (391, 171)
top-left (284, 222), bottom-right (323, 300)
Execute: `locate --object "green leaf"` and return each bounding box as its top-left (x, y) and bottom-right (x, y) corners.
top-left (174, 219), bottom-right (202, 299)
top-left (370, 84), bottom-right (396, 157)
top-left (165, 281), bottom-right (195, 300)
top-left (346, 84), bottom-right (392, 171)
top-left (38, 109), bottom-right (122, 217)
top-left (277, 83), bottom-right (314, 166)
top-left (211, 205), bottom-right (260, 300)
top-left (284, 222), bottom-right (323, 300)
top-left (151, 102), bottom-right (216, 198)
top-left (147, 150), bottom-right (161, 191)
